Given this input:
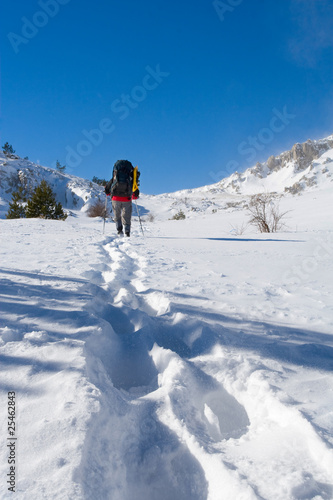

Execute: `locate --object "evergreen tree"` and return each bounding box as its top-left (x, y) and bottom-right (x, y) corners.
top-left (6, 188), bottom-right (26, 219)
top-left (56, 160), bottom-right (66, 173)
top-left (92, 176), bottom-right (107, 186)
top-left (54, 202), bottom-right (67, 220)
top-left (2, 142), bottom-right (15, 156)
top-left (25, 180), bottom-right (67, 220)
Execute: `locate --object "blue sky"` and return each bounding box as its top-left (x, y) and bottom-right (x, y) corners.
top-left (1, 0), bottom-right (333, 194)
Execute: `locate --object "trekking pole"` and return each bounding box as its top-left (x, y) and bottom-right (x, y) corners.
top-left (103, 195), bottom-right (107, 234)
top-left (135, 199), bottom-right (144, 236)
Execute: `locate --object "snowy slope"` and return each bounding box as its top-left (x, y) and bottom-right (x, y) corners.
top-left (2, 133), bottom-right (333, 222)
top-left (1, 179), bottom-right (333, 499)
top-left (139, 134), bottom-right (333, 223)
top-left (149, 134), bottom-right (333, 204)
top-left (217, 134), bottom-right (333, 195)
top-left (0, 152), bottom-right (104, 217)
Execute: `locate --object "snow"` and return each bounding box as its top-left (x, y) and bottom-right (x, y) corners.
top-left (0, 152), bottom-right (104, 217)
top-left (1, 183), bottom-right (333, 499)
top-left (1, 138), bottom-right (333, 499)
top-left (213, 135), bottom-right (333, 196)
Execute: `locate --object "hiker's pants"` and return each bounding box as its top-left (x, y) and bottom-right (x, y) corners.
top-left (112, 200), bottom-right (132, 233)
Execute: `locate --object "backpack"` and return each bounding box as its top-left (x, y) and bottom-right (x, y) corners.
top-left (106, 160), bottom-right (134, 198)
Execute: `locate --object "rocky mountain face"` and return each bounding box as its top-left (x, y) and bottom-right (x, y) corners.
top-left (265, 136), bottom-right (333, 172)
top-left (218, 134), bottom-right (333, 195)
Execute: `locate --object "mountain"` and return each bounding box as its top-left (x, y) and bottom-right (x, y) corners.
top-left (1, 133), bottom-right (333, 221)
top-left (0, 152), bottom-right (104, 218)
top-left (141, 133), bottom-right (333, 223)
top-left (217, 134), bottom-right (333, 195)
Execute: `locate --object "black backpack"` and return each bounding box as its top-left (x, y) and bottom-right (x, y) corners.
top-left (105, 160), bottom-right (134, 198)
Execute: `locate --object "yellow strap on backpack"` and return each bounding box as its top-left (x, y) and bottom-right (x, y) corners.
top-left (133, 166), bottom-right (139, 192)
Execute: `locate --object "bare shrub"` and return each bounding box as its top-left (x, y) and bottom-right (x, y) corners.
top-left (87, 199), bottom-right (110, 218)
top-left (247, 194), bottom-right (290, 233)
top-left (229, 221), bottom-right (249, 235)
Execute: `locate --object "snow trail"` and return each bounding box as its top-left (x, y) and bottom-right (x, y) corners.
top-left (76, 238), bottom-right (209, 499)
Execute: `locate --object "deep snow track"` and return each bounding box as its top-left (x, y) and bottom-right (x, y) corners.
top-left (79, 235), bottom-right (333, 500)
top-left (78, 238), bottom-right (210, 500)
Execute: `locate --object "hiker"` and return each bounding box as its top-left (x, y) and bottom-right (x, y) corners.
top-left (105, 160), bottom-right (140, 237)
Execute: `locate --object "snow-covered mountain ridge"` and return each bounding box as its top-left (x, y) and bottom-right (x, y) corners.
top-left (0, 152), bottom-right (104, 217)
top-left (217, 133), bottom-right (333, 195)
top-left (154, 133), bottom-right (333, 202)
top-left (142, 133), bottom-right (333, 222)
top-left (1, 132), bottom-right (333, 220)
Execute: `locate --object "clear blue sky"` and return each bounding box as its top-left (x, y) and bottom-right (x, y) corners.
top-left (1, 0), bottom-right (333, 194)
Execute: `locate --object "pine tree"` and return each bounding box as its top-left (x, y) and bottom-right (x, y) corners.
top-left (25, 180), bottom-right (67, 220)
top-left (56, 160), bottom-right (66, 173)
top-left (92, 176), bottom-right (107, 186)
top-left (2, 142), bottom-right (15, 156)
top-left (6, 188), bottom-right (26, 219)
top-left (54, 202), bottom-right (67, 220)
